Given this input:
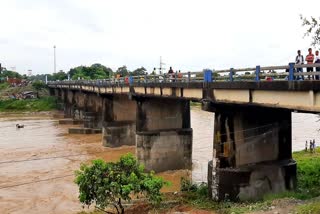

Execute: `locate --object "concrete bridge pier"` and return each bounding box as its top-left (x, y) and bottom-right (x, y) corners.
top-left (136, 98), bottom-right (192, 172)
top-left (203, 103), bottom-right (297, 201)
top-left (102, 95), bottom-right (137, 147)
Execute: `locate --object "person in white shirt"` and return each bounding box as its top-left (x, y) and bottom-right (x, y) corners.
top-left (295, 50), bottom-right (304, 80)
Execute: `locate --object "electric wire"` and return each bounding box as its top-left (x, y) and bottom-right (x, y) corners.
top-left (0, 174), bottom-right (74, 190)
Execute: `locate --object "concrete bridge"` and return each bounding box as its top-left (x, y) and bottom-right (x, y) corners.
top-left (48, 63), bottom-right (320, 201)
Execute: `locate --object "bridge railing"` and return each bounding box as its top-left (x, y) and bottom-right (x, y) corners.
top-left (47, 63), bottom-right (320, 87)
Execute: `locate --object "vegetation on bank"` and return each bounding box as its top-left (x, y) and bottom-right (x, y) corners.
top-left (0, 96), bottom-right (58, 112)
top-left (77, 148), bottom-right (320, 214)
top-left (75, 153), bottom-right (169, 214)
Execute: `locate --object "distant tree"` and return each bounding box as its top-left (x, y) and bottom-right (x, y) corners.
top-left (131, 67), bottom-right (146, 76)
top-left (52, 71), bottom-right (68, 81)
top-left (0, 70), bottom-right (22, 79)
top-left (75, 153), bottom-right (168, 214)
top-left (69, 64), bottom-right (113, 80)
top-left (116, 66), bottom-right (129, 77)
top-left (32, 80), bottom-right (47, 98)
top-left (300, 15), bottom-right (320, 47)
top-left (32, 80), bottom-right (46, 90)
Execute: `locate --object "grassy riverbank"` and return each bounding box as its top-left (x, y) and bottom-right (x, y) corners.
top-left (78, 148), bottom-right (320, 214)
top-left (0, 96), bottom-right (58, 112)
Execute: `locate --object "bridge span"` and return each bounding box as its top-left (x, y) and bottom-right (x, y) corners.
top-left (48, 64), bottom-right (320, 201)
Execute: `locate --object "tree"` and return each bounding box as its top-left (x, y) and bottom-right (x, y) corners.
top-left (300, 15), bottom-right (320, 47)
top-left (75, 153), bottom-right (167, 214)
top-left (32, 80), bottom-right (47, 98)
top-left (68, 64), bottom-right (113, 80)
top-left (116, 66), bottom-right (129, 77)
top-left (52, 70), bottom-right (68, 81)
top-left (0, 70), bottom-right (22, 79)
top-left (131, 67), bottom-right (146, 76)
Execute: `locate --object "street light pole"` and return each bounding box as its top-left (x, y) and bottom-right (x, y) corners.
top-left (53, 45), bottom-right (56, 74)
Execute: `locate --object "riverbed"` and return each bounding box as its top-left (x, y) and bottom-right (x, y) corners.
top-left (0, 109), bottom-right (319, 214)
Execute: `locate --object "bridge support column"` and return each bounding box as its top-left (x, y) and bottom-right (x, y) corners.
top-left (136, 98), bottom-right (192, 172)
top-left (102, 95), bottom-right (137, 147)
top-left (203, 103), bottom-right (296, 201)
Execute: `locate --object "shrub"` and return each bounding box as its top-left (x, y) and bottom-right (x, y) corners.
top-left (75, 153), bottom-right (168, 214)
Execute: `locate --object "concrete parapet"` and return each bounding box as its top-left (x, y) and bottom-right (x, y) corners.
top-left (136, 128), bottom-right (192, 172)
top-left (102, 121), bottom-right (136, 147)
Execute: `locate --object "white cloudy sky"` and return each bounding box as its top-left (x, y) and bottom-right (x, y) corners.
top-left (0, 0), bottom-right (319, 75)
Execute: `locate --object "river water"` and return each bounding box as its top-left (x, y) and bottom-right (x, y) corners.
top-left (0, 109), bottom-right (319, 214)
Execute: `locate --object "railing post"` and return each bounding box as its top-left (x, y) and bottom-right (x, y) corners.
top-left (212, 69), bottom-right (215, 82)
top-left (175, 71), bottom-right (177, 82)
top-left (289, 62), bottom-right (295, 81)
top-left (144, 74), bottom-right (147, 83)
top-left (255, 65), bottom-right (260, 82)
top-left (187, 72), bottom-right (191, 82)
top-left (204, 69), bottom-right (212, 83)
top-left (229, 68), bottom-right (234, 82)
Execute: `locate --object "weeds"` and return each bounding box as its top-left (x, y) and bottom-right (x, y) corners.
top-left (0, 97), bottom-right (58, 112)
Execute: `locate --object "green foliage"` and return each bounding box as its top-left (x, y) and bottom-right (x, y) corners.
top-left (0, 82), bottom-right (9, 90)
top-left (296, 201), bottom-right (320, 214)
top-left (292, 148), bottom-right (320, 199)
top-left (32, 81), bottom-right (47, 92)
top-left (52, 71), bottom-right (68, 81)
top-left (131, 67), bottom-right (146, 76)
top-left (0, 70), bottom-right (22, 79)
top-left (0, 96), bottom-right (58, 112)
top-left (69, 64), bottom-right (113, 80)
top-left (75, 153), bottom-right (168, 214)
top-left (300, 15), bottom-right (320, 47)
top-left (116, 66), bottom-right (129, 77)
top-left (180, 177), bottom-right (198, 192)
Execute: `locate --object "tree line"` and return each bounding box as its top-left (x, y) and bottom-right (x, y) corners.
top-left (29, 64), bottom-right (148, 81)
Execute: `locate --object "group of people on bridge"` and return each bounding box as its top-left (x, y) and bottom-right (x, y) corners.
top-left (295, 48), bottom-right (320, 80)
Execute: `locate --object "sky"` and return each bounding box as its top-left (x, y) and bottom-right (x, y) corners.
top-left (0, 0), bottom-right (319, 75)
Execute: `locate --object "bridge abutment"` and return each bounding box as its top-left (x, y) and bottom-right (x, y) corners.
top-left (203, 103), bottom-right (296, 201)
top-left (136, 98), bottom-right (192, 172)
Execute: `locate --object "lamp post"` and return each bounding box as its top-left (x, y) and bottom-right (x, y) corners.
top-left (53, 45), bottom-right (56, 74)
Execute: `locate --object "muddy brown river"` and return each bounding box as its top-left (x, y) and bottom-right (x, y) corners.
top-left (0, 109), bottom-right (319, 214)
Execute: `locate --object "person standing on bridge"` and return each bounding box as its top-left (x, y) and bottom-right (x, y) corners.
top-left (295, 50), bottom-right (304, 80)
top-left (168, 66), bottom-right (174, 82)
top-left (306, 48), bottom-right (315, 80)
top-left (315, 50), bottom-right (320, 80)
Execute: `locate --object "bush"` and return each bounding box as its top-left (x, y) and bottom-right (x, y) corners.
top-left (32, 80), bottom-right (47, 92)
top-left (75, 153), bottom-right (168, 214)
top-left (0, 97), bottom-right (57, 112)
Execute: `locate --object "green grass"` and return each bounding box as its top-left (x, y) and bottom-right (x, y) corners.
top-left (173, 148), bottom-right (320, 214)
top-left (292, 148), bottom-right (320, 199)
top-left (0, 82), bottom-right (9, 90)
top-left (0, 96), bottom-right (58, 112)
top-left (296, 201), bottom-right (320, 214)
top-left (190, 101), bottom-right (201, 107)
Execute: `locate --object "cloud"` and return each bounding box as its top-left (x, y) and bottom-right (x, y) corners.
top-left (0, 0), bottom-right (319, 74)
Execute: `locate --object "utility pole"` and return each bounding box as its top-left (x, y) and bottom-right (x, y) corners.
top-left (53, 45), bottom-right (56, 74)
top-left (159, 56), bottom-right (165, 75)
